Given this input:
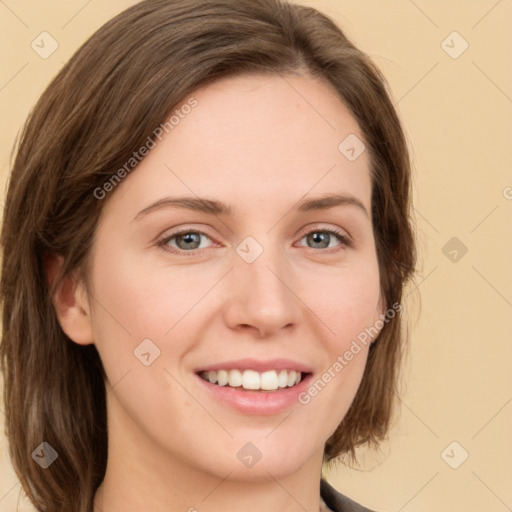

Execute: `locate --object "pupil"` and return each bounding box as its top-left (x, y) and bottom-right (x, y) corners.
top-left (310, 232), bottom-right (328, 248)
top-left (179, 233), bottom-right (200, 249)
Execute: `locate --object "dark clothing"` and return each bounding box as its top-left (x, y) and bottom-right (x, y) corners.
top-left (320, 479), bottom-right (377, 512)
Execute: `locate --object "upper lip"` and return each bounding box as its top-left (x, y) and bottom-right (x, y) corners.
top-left (195, 358), bottom-right (313, 374)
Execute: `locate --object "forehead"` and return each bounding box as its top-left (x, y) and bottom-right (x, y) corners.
top-left (102, 72), bottom-right (372, 219)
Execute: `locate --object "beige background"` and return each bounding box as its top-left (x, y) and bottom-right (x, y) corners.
top-left (1, 1), bottom-right (511, 511)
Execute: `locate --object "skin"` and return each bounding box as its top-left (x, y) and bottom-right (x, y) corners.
top-left (53, 72), bottom-right (384, 512)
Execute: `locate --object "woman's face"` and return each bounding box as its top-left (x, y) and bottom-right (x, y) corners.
top-left (82, 73), bottom-right (383, 481)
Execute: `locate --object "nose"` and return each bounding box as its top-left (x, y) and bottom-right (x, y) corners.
top-left (222, 246), bottom-right (302, 338)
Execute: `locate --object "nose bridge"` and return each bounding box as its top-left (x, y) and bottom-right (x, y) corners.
top-left (241, 249), bottom-right (287, 300)
top-left (223, 235), bottom-right (301, 335)
top-left (238, 237), bottom-right (291, 306)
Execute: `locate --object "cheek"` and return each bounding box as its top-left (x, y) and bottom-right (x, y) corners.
top-left (86, 244), bottom-right (226, 393)
top-left (304, 260), bottom-right (381, 349)
top-left (89, 248), bottom-right (207, 339)
top-left (85, 249), bottom-right (171, 384)
top-left (294, 259), bottom-right (380, 423)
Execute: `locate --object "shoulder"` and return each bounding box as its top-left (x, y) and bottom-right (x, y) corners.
top-left (320, 479), bottom-right (379, 512)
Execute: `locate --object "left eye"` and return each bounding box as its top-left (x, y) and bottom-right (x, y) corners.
top-left (297, 229), bottom-right (350, 250)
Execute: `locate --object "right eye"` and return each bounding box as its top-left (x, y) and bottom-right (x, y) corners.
top-left (157, 228), bottom-right (219, 255)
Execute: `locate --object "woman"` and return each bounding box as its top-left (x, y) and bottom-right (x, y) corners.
top-left (0, 0), bottom-right (416, 511)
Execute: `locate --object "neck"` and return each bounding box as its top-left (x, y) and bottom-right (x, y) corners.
top-left (94, 453), bottom-right (325, 512)
top-left (94, 397), bottom-right (326, 512)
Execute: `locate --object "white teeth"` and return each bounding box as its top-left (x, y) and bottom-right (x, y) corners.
top-left (200, 369), bottom-right (304, 390)
top-left (242, 370), bottom-right (260, 390)
top-left (260, 371), bottom-right (278, 390)
top-left (277, 369), bottom-right (288, 388)
top-left (217, 370), bottom-right (228, 386)
top-left (287, 370), bottom-right (297, 387)
top-left (228, 369), bottom-right (242, 387)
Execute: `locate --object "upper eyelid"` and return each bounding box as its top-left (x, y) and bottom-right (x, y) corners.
top-left (159, 226), bottom-right (219, 244)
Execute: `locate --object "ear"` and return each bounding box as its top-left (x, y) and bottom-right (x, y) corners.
top-left (45, 253), bottom-right (95, 346)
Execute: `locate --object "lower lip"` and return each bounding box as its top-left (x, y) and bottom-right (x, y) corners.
top-left (195, 373), bottom-right (312, 415)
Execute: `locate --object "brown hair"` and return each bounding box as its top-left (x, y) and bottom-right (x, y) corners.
top-left (0, 0), bottom-right (416, 510)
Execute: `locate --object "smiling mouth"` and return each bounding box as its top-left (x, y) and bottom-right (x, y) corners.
top-left (198, 369), bottom-right (307, 392)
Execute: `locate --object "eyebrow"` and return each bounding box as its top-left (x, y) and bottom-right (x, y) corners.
top-left (134, 193), bottom-right (369, 221)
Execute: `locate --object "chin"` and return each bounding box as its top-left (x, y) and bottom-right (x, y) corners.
top-left (195, 433), bottom-right (321, 483)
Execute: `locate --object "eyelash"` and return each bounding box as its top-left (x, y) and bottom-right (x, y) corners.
top-left (157, 226), bottom-right (352, 255)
